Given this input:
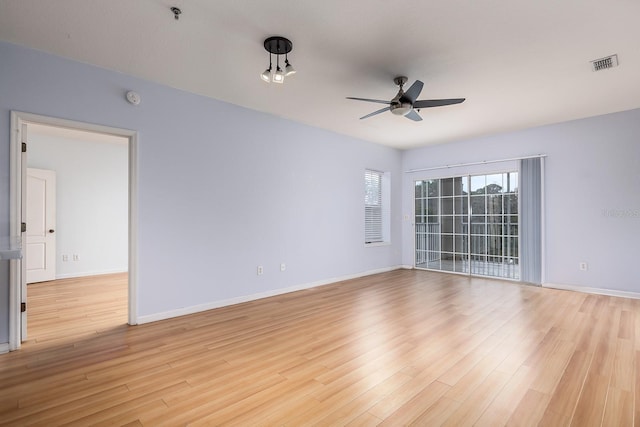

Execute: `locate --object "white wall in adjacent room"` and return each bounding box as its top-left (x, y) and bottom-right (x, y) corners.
top-left (27, 129), bottom-right (128, 278)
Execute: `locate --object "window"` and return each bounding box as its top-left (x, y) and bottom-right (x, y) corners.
top-left (415, 172), bottom-right (520, 280)
top-left (365, 169), bottom-right (389, 244)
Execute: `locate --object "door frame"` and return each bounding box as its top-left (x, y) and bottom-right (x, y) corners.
top-left (9, 111), bottom-right (139, 351)
top-left (412, 170), bottom-right (521, 280)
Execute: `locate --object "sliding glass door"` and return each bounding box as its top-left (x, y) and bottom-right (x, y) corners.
top-left (415, 172), bottom-right (519, 280)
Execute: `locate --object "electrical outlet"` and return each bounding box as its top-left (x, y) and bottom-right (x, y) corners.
top-left (62, 254), bottom-right (69, 262)
top-left (257, 265), bottom-right (264, 275)
top-left (280, 263), bottom-right (286, 272)
top-left (73, 254), bottom-right (80, 261)
top-left (579, 262), bottom-right (588, 271)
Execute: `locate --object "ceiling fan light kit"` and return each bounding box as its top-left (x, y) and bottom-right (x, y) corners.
top-left (347, 76), bottom-right (465, 121)
top-left (261, 36), bottom-right (296, 84)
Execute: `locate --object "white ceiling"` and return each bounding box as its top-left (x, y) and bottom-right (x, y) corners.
top-left (1, 0), bottom-right (639, 149)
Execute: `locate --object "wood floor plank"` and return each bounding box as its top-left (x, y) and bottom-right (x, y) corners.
top-left (366, 352), bottom-right (462, 420)
top-left (377, 380), bottom-right (450, 426)
top-left (538, 407), bottom-right (572, 426)
top-left (193, 378), bottom-right (324, 426)
top-left (346, 412), bottom-right (383, 427)
top-left (571, 373), bottom-right (610, 427)
top-left (506, 388), bottom-right (551, 426)
top-left (619, 310), bottom-right (635, 340)
top-left (442, 349), bottom-right (506, 404)
top-left (473, 365), bottom-right (535, 426)
top-left (273, 372), bottom-right (385, 426)
top-left (313, 371), bottom-right (413, 426)
top-left (635, 351), bottom-right (640, 426)
top-left (407, 396), bottom-right (461, 426)
top-left (529, 338), bottom-right (575, 394)
top-left (441, 369), bottom-right (510, 426)
top-left (612, 338), bottom-right (636, 392)
top-left (0, 270), bottom-right (638, 425)
top-left (56, 379), bottom-right (179, 426)
top-left (543, 349), bottom-right (592, 420)
top-left (602, 387), bottom-right (634, 426)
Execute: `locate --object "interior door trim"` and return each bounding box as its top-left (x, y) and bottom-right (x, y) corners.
top-left (8, 111), bottom-right (139, 351)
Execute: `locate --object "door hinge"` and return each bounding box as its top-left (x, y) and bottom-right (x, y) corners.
top-left (21, 222), bottom-right (26, 233)
top-left (21, 302), bottom-right (26, 313)
top-left (22, 142), bottom-right (27, 153)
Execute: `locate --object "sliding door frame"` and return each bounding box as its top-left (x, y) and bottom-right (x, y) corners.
top-left (413, 169), bottom-right (520, 281)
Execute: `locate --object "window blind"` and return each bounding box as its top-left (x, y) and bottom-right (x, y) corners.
top-left (365, 169), bottom-right (383, 243)
top-left (520, 157), bottom-right (543, 284)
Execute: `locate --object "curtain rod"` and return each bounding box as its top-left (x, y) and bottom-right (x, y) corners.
top-left (404, 154), bottom-right (547, 174)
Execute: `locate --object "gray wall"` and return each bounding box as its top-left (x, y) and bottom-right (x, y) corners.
top-left (27, 132), bottom-right (128, 278)
top-left (402, 109), bottom-right (640, 292)
top-left (0, 41), bottom-right (403, 342)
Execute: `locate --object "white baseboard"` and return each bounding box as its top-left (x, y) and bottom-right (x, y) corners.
top-left (137, 265), bottom-right (405, 325)
top-left (543, 282), bottom-right (640, 300)
top-left (0, 342), bottom-right (9, 354)
top-left (55, 269), bottom-right (128, 280)
top-left (400, 264), bottom-right (414, 270)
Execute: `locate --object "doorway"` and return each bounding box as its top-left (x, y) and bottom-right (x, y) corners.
top-left (8, 112), bottom-right (138, 351)
top-left (414, 171), bottom-right (520, 280)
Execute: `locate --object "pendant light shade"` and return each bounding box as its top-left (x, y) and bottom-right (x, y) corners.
top-left (285, 59), bottom-right (296, 76)
top-left (273, 67), bottom-right (285, 83)
top-left (261, 68), bottom-right (272, 82)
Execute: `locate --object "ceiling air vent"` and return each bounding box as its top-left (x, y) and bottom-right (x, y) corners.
top-left (590, 54), bottom-right (619, 72)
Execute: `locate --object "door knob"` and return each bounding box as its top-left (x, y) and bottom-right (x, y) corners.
top-left (48, 229), bottom-right (55, 233)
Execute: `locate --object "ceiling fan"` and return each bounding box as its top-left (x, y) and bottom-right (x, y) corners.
top-left (346, 76), bottom-right (465, 121)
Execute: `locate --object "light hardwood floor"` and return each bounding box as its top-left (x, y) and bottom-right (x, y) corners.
top-left (1, 270), bottom-right (638, 426)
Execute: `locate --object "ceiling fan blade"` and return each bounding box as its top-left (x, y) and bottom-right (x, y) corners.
top-left (413, 98), bottom-right (466, 108)
top-left (404, 109), bottom-right (422, 121)
top-left (360, 106), bottom-right (391, 120)
top-left (401, 80), bottom-right (424, 104)
top-left (346, 97), bottom-right (391, 105)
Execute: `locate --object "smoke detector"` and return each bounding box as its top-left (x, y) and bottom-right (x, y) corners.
top-left (590, 54), bottom-right (619, 72)
top-left (126, 91), bottom-right (141, 105)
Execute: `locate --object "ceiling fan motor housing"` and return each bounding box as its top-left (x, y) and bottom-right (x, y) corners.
top-left (390, 87), bottom-right (412, 115)
top-left (391, 102), bottom-right (413, 116)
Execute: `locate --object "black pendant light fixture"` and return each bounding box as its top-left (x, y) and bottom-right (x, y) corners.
top-left (261, 36), bottom-right (296, 84)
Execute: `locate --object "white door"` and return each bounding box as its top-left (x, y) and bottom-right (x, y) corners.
top-left (26, 168), bottom-right (57, 283)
